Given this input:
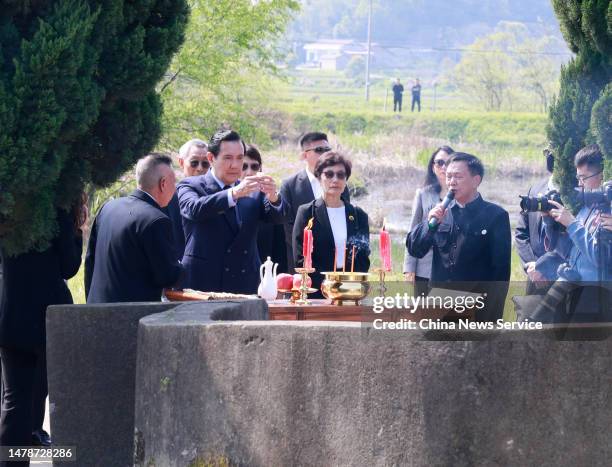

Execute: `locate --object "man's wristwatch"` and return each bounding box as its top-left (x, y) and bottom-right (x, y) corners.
top-left (270, 191), bottom-right (281, 205)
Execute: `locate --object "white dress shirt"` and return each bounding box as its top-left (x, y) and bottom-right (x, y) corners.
top-left (326, 205), bottom-right (347, 267)
top-left (305, 168), bottom-right (323, 200)
top-left (210, 169), bottom-right (236, 207)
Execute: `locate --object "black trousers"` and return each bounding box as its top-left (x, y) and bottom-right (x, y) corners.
top-left (411, 96), bottom-right (421, 112)
top-left (0, 346), bottom-right (47, 466)
top-left (393, 96), bottom-right (402, 112)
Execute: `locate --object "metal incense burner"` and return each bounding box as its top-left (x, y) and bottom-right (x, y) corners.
top-left (320, 271), bottom-right (371, 306)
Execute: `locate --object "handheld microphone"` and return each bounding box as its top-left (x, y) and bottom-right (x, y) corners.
top-left (428, 190), bottom-right (455, 231)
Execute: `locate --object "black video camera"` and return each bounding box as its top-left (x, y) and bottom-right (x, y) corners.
top-left (519, 189), bottom-right (562, 213)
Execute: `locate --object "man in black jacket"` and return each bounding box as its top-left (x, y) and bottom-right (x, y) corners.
top-left (407, 152), bottom-right (511, 321)
top-left (280, 132), bottom-right (350, 273)
top-left (85, 154), bottom-right (183, 303)
top-left (392, 78), bottom-right (404, 112)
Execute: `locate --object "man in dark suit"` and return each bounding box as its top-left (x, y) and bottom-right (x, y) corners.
top-left (280, 132), bottom-right (350, 273)
top-left (407, 153), bottom-right (511, 322)
top-left (164, 138), bottom-right (209, 262)
top-left (514, 149), bottom-right (561, 294)
top-left (178, 130), bottom-right (287, 294)
top-left (85, 154), bottom-right (183, 303)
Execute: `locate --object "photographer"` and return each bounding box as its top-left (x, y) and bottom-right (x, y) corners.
top-left (515, 149), bottom-right (565, 293)
top-left (545, 145), bottom-right (609, 282)
top-left (533, 144), bottom-right (611, 322)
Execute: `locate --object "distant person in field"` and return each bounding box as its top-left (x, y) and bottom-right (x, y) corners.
top-left (392, 78), bottom-right (404, 112)
top-left (411, 78), bottom-right (421, 112)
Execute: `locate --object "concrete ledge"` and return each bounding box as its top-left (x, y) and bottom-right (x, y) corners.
top-left (134, 312), bottom-right (612, 467)
top-left (46, 299), bottom-right (267, 467)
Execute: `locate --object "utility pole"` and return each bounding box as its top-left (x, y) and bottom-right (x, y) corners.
top-left (364, 0), bottom-right (372, 101)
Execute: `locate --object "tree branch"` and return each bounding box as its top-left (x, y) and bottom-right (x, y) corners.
top-left (160, 68), bottom-right (182, 93)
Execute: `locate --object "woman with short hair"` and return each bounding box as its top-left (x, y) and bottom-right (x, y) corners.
top-left (293, 152), bottom-right (370, 295)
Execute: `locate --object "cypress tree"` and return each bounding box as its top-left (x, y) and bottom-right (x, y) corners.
top-left (0, 0), bottom-right (188, 255)
top-left (547, 0), bottom-right (611, 209)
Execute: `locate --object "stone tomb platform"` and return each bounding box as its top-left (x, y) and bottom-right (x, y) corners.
top-left (134, 303), bottom-right (612, 467)
top-left (46, 299), bottom-right (267, 467)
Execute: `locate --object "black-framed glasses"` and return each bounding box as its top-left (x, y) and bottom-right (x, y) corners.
top-left (322, 170), bottom-right (347, 180)
top-left (306, 146), bottom-right (332, 155)
top-left (433, 159), bottom-right (447, 168)
top-left (242, 162), bottom-right (261, 172)
top-left (189, 160), bottom-right (210, 169)
top-left (577, 170), bottom-right (602, 182)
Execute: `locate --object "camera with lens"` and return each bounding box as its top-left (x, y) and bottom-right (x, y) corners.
top-left (575, 182), bottom-right (612, 209)
top-left (519, 189), bottom-right (562, 213)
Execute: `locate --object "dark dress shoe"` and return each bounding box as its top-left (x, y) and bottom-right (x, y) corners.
top-left (31, 429), bottom-right (52, 447)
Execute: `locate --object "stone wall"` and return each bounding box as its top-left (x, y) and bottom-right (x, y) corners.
top-left (134, 306), bottom-right (612, 467)
top-left (46, 299), bottom-right (267, 467)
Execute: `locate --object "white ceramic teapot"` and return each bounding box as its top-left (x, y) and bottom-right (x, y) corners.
top-left (258, 256), bottom-right (278, 300)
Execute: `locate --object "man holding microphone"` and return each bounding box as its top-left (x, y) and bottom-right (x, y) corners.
top-left (407, 152), bottom-right (512, 322)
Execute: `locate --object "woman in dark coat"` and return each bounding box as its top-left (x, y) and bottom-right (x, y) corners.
top-left (0, 200), bottom-right (85, 455)
top-left (293, 152), bottom-right (370, 296)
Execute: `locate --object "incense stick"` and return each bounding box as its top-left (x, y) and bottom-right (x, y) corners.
top-left (333, 246), bottom-right (337, 272)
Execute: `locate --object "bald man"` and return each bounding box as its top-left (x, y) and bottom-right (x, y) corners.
top-left (85, 153), bottom-right (183, 303)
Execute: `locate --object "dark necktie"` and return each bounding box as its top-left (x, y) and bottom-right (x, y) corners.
top-left (223, 185), bottom-right (241, 231)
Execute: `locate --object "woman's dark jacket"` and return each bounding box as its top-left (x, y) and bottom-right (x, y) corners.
top-left (293, 198), bottom-right (370, 293)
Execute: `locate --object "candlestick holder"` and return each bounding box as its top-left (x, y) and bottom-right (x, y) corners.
top-left (373, 268), bottom-right (388, 297)
top-left (294, 267), bottom-right (316, 305)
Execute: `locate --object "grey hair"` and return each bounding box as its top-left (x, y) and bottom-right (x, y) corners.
top-left (178, 138), bottom-right (208, 159)
top-left (135, 153), bottom-right (173, 190)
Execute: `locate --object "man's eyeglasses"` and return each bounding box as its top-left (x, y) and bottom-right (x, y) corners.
top-left (322, 170), bottom-right (347, 180)
top-left (243, 162), bottom-right (261, 172)
top-left (577, 170), bottom-right (602, 182)
top-left (189, 160), bottom-right (210, 169)
top-left (433, 159), bottom-right (447, 168)
top-left (306, 146), bottom-right (332, 155)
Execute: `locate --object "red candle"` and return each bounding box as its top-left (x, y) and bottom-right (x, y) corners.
top-left (303, 218), bottom-right (314, 269)
top-left (380, 220), bottom-right (392, 272)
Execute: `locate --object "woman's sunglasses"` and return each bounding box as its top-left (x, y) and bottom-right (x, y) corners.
top-left (243, 162), bottom-right (261, 171)
top-left (433, 159), bottom-right (448, 168)
top-left (322, 170), bottom-right (347, 180)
